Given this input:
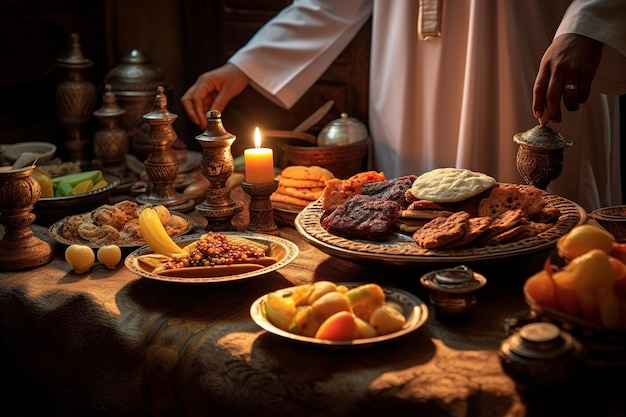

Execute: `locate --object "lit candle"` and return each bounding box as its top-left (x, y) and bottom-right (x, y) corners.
top-left (244, 127), bottom-right (275, 184)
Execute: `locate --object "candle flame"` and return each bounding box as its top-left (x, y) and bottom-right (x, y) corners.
top-left (254, 127), bottom-right (262, 148)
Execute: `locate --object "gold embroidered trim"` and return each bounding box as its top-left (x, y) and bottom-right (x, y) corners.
top-left (418, 0), bottom-right (443, 40)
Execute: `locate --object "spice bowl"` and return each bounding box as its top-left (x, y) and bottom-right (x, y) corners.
top-left (589, 205), bottom-right (626, 241)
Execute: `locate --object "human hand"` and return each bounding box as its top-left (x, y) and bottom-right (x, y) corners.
top-left (532, 34), bottom-right (603, 123)
top-left (181, 63), bottom-right (250, 129)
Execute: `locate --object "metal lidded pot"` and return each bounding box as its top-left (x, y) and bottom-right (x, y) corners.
top-left (317, 112), bottom-right (369, 146)
top-left (499, 322), bottom-right (584, 391)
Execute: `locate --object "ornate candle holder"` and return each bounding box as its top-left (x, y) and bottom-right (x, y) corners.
top-left (195, 110), bottom-right (243, 231)
top-left (93, 85), bottom-right (129, 178)
top-left (240, 180), bottom-right (280, 235)
top-left (136, 86), bottom-right (194, 212)
top-left (56, 33), bottom-right (97, 166)
top-left (513, 125), bottom-right (572, 189)
top-left (0, 165), bottom-right (54, 270)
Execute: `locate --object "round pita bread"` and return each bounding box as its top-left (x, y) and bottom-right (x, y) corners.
top-left (410, 168), bottom-right (496, 203)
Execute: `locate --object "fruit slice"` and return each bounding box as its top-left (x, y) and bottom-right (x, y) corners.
top-left (73, 179), bottom-right (94, 195)
top-left (314, 311), bottom-right (358, 341)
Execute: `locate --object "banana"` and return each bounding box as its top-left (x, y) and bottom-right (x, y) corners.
top-left (139, 207), bottom-right (188, 257)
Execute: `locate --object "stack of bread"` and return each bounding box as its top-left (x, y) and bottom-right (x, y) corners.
top-left (270, 165), bottom-right (335, 207)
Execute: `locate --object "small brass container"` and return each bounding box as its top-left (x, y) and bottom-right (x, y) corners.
top-left (513, 125), bottom-right (572, 189)
top-left (420, 265), bottom-right (487, 317)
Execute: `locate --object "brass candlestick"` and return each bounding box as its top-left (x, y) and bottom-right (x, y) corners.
top-left (56, 33), bottom-right (96, 166)
top-left (136, 86), bottom-right (194, 212)
top-left (514, 125), bottom-right (572, 189)
top-left (240, 180), bottom-right (280, 236)
top-left (195, 110), bottom-right (243, 231)
top-left (93, 85), bottom-right (129, 178)
top-left (0, 166), bottom-right (53, 270)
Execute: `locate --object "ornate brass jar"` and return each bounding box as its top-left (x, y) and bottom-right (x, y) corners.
top-left (103, 50), bottom-right (167, 160)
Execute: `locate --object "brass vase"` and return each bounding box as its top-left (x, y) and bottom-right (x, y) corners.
top-left (195, 110), bottom-right (243, 231)
top-left (0, 166), bottom-right (53, 270)
top-left (93, 84), bottom-right (129, 178)
top-left (103, 49), bottom-right (167, 161)
top-left (135, 86), bottom-right (194, 212)
top-left (56, 33), bottom-right (97, 166)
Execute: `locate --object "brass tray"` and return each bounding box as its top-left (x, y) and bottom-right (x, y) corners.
top-left (49, 211), bottom-right (195, 248)
top-left (295, 192), bottom-right (586, 266)
top-left (250, 282), bottom-right (428, 348)
top-left (125, 232), bottom-right (299, 284)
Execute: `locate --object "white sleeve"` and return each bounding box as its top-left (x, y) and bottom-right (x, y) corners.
top-left (228, 0), bottom-right (373, 109)
top-left (555, 0), bottom-right (626, 95)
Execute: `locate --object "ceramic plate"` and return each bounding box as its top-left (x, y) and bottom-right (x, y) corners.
top-left (49, 211), bottom-right (195, 248)
top-left (250, 282), bottom-right (429, 348)
top-left (125, 232), bottom-right (299, 283)
top-left (295, 191), bottom-right (586, 266)
top-left (34, 172), bottom-right (121, 225)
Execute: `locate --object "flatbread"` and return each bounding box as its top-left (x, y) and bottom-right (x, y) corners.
top-left (270, 192), bottom-right (311, 207)
top-left (410, 168), bottom-right (496, 203)
top-left (281, 165), bottom-right (335, 182)
top-left (276, 175), bottom-right (326, 188)
top-left (277, 185), bottom-right (324, 201)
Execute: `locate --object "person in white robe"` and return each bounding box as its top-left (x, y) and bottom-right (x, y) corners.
top-left (181, 0), bottom-right (626, 211)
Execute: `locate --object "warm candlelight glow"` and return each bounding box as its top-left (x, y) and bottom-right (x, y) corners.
top-left (244, 127), bottom-right (275, 184)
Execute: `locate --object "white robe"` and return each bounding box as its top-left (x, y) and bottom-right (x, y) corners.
top-left (230, 0), bottom-right (626, 211)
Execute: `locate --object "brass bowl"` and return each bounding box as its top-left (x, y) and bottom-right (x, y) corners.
top-left (589, 205), bottom-right (626, 241)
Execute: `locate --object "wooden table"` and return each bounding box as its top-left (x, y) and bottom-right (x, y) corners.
top-left (0, 212), bottom-right (623, 417)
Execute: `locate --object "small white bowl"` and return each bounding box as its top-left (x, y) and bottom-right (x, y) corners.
top-left (2, 141), bottom-right (57, 163)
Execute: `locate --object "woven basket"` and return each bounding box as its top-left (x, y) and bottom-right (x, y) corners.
top-left (284, 138), bottom-right (370, 179)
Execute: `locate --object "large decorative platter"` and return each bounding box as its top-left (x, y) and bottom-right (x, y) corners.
top-left (250, 282), bottom-right (428, 348)
top-left (295, 192), bottom-right (586, 266)
top-left (49, 211), bottom-right (195, 248)
top-left (125, 232), bottom-right (299, 284)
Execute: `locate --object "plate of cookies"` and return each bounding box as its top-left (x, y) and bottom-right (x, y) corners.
top-left (48, 200), bottom-right (195, 248)
top-left (270, 165), bottom-right (335, 226)
top-left (295, 168), bottom-right (587, 266)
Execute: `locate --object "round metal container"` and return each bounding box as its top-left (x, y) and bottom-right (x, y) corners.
top-left (499, 322), bottom-right (584, 391)
top-left (317, 113), bottom-right (369, 146)
top-left (419, 265), bottom-right (487, 317)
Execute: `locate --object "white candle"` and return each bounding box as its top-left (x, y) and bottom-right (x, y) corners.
top-left (244, 127), bottom-right (275, 184)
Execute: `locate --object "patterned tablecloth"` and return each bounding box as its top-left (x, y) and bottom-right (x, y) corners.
top-left (0, 211), bottom-right (623, 417)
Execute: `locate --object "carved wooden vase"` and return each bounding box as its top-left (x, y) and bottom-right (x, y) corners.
top-left (0, 166), bottom-right (53, 270)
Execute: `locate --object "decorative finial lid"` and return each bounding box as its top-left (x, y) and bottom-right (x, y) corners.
top-left (93, 85), bottom-right (125, 118)
top-left (57, 33), bottom-right (93, 69)
top-left (143, 86), bottom-right (177, 123)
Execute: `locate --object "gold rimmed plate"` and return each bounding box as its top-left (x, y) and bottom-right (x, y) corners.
top-left (125, 232), bottom-right (299, 283)
top-left (250, 282), bottom-right (429, 348)
top-left (295, 190), bottom-right (586, 266)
